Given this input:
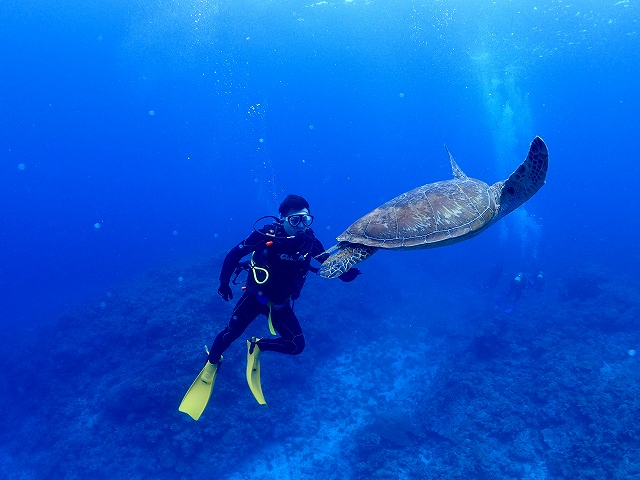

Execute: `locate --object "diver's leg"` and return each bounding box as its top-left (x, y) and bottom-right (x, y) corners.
top-left (257, 303), bottom-right (305, 355)
top-left (505, 288), bottom-right (523, 314)
top-left (208, 292), bottom-right (263, 363)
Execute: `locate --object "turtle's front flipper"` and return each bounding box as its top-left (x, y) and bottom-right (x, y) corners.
top-left (318, 243), bottom-right (378, 278)
top-left (496, 136), bottom-right (549, 220)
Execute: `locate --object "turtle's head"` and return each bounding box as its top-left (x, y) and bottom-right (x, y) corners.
top-left (494, 136), bottom-right (549, 222)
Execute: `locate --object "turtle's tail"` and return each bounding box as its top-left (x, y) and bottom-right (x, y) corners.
top-left (317, 243), bottom-right (377, 279)
top-left (495, 136), bottom-right (549, 221)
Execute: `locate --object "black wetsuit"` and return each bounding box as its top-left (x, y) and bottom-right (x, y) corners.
top-left (208, 222), bottom-right (327, 363)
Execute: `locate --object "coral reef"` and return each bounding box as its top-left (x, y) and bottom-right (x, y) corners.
top-left (1, 255), bottom-right (639, 479)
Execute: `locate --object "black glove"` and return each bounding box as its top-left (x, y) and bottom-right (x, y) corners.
top-left (339, 267), bottom-right (362, 282)
top-left (217, 282), bottom-right (233, 301)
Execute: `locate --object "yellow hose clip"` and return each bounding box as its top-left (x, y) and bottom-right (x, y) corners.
top-left (249, 256), bottom-right (269, 285)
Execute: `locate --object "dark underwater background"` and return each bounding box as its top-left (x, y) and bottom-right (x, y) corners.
top-left (1, 1), bottom-right (639, 479)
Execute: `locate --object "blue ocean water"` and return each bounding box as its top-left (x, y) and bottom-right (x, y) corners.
top-left (1, 1), bottom-right (639, 479)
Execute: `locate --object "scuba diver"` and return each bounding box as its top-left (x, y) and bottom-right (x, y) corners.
top-left (534, 270), bottom-right (545, 292)
top-left (179, 194), bottom-right (360, 420)
top-left (496, 272), bottom-right (529, 314)
top-left (497, 271), bottom-right (544, 314)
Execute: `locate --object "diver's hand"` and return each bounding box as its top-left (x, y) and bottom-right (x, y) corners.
top-left (217, 283), bottom-right (233, 301)
top-left (339, 268), bottom-right (362, 282)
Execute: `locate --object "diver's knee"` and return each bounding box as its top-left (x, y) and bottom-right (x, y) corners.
top-left (221, 319), bottom-right (245, 342)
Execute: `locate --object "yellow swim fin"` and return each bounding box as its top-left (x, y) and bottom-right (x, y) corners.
top-left (267, 304), bottom-right (277, 336)
top-left (246, 337), bottom-right (267, 405)
top-left (178, 359), bottom-right (221, 421)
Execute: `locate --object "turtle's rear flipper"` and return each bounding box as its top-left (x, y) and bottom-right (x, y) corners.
top-left (497, 136), bottom-right (549, 219)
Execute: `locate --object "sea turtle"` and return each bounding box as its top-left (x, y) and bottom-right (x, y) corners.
top-left (318, 136), bottom-right (549, 278)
